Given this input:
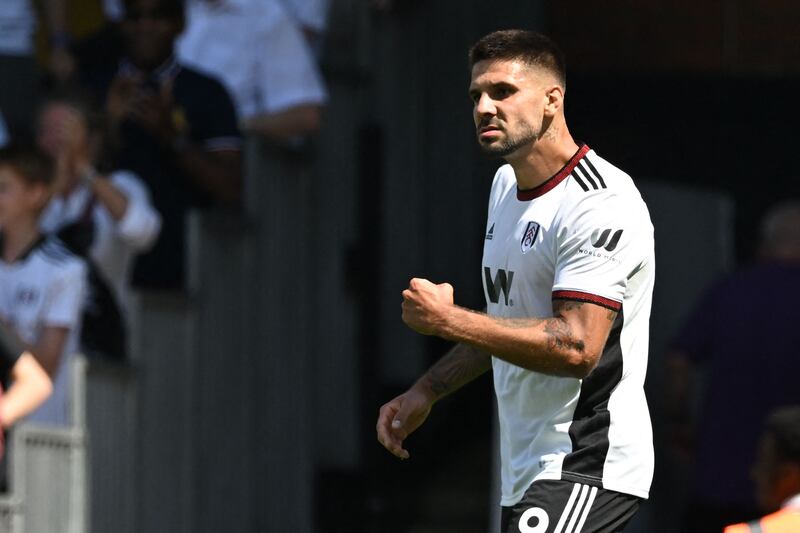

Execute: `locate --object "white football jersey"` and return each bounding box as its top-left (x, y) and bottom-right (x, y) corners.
top-left (0, 236), bottom-right (86, 426)
top-left (482, 145), bottom-right (655, 506)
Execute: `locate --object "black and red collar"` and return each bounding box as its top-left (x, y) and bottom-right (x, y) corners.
top-left (517, 144), bottom-right (590, 201)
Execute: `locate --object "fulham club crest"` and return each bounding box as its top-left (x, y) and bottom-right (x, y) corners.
top-left (520, 221), bottom-right (540, 254)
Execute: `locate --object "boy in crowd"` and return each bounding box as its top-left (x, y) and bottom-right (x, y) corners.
top-left (0, 145), bottom-right (86, 426)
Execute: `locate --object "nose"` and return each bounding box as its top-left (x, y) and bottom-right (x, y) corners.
top-left (475, 93), bottom-right (497, 117)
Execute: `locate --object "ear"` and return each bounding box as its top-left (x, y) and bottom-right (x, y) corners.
top-left (543, 85), bottom-right (565, 118)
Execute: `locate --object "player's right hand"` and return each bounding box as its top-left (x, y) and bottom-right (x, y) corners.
top-left (376, 387), bottom-right (434, 460)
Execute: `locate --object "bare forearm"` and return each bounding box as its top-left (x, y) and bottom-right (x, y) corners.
top-left (240, 104), bottom-right (321, 141)
top-left (414, 343), bottom-right (491, 402)
top-left (400, 279), bottom-right (614, 379)
top-left (90, 176), bottom-right (129, 221)
top-left (435, 304), bottom-right (607, 378)
top-left (0, 353), bottom-right (52, 427)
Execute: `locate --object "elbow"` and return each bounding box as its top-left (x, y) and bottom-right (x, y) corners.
top-left (118, 210), bottom-right (163, 251)
top-left (563, 349), bottom-right (600, 379)
top-left (38, 373), bottom-right (54, 401)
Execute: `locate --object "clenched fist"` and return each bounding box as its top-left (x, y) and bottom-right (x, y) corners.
top-left (401, 278), bottom-right (454, 335)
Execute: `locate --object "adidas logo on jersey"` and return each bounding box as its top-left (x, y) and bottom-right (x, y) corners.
top-left (571, 159), bottom-right (607, 192)
top-left (485, 223), bottom-right (495, 240)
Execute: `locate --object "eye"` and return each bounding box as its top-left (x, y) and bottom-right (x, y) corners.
top-left (492, 85), bottom-right (514, 99)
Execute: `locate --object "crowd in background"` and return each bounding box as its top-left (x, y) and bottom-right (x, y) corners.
top-left (0, 0), bottom-right (326, 429)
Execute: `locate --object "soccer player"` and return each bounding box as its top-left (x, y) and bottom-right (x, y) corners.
top-left (376, 30), bottom-right (655, 532)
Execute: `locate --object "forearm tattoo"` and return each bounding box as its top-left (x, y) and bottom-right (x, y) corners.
top-left (549, 299), bottom-right (587, 353)
top-left (543, 317), bottom-right (585, 353)
top-left (488, 300), bottom-right (599, 357)
top-left (423, 343), bottom-right (491, 399)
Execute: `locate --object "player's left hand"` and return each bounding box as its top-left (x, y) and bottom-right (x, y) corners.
top-left (401, 278), bottom-right (454, 335)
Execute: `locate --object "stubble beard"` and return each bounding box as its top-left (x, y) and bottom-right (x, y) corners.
top-left (478, 123), bottom-right (539, 158)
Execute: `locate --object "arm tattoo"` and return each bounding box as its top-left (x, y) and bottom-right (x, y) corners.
top-left (543, 317), bottom-right (585, 353)
top-left (423, 343), bottom-right (491, 399)
top-left (547, 299), bottom-right (587, 353)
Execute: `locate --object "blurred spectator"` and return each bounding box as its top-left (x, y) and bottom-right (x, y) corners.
top-left (279, 0), bottom-right (330, 55)
top-left (176, 0), bottom-right (327, 143)
top-left (724, 406), bottom-right (800, 532)
top-left (36, 92), bottom-right (161, 358)
top-left (0, 144), bottom-right (86, 427)
top-left (0, 0), bottom-right (74, 137)
top-left (666, 200), bottom-right (800, 532)
top-left (94, 0), bottom-right (242, 290)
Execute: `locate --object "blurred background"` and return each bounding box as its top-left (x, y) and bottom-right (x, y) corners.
top-left (0, 0), bottom-right (798, 532)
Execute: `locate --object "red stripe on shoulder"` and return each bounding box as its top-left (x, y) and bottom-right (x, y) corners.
top-left (552, 290), bottom-right (622, 312)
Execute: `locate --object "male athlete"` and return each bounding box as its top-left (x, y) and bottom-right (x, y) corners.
top-left (376, 30), bottom-right (655, 533)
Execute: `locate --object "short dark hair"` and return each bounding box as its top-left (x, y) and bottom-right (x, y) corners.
top-left (469, 30), bottom-right (567, 87)
top-left (765, 406), bottom-right (800, 464)
top-left (0, 144), bottom-right (54, 187)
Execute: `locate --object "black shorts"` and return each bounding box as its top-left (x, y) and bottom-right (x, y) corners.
top-left (500, 479), bottom-right (642, 533)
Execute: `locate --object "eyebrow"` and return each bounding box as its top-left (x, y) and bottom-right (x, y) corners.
top-left (469, 81), bottom-right (517, 95)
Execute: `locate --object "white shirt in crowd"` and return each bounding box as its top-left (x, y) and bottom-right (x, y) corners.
top-left (103, 0), bottom-right (329, 33)
top-left (0, 0), bottom-right (35, 56)
top-left (39, 170), bottom-right (162, 312)
top-left (176, 0), bottom-right (327, 121)
top-left (0, 237), bottom-right (86, 426)
top-left (280, 0), bottom-right (329, 33)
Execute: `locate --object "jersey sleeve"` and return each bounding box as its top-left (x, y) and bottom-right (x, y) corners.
top-left (552, 194), bottom-right (650, 311)
top-left (111, 170), bottom-right (163, 251)
top-left (42, 260), bottom-right (87, 329)
top-left (187, 75), bottom-right (243, 153)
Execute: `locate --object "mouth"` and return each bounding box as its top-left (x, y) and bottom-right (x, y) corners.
top-left (478, 126), bottom-right (502, 141)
